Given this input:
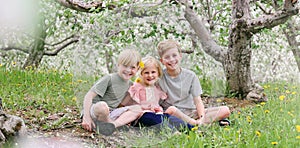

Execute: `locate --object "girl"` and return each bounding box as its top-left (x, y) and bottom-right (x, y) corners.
top-left (128, 56), bottom-right (201, 126)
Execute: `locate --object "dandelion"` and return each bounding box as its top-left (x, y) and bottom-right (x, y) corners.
top-left (265, 110), bottom-right (270, 114)
top-left (224, 127), bottom-right (230, 131)
top-left (292, 91), bottom-right (297, 95)
top-left (260, 102), bottom-right (266, 106)
top-left (72, 97), bottom-right (77, 102)
top-left (296, 125), bottom-right (300, 133)
top-left (77, 79), bottom-right (83, 83)
top-left (271, 142), bottom-right (278, 145)
top-left (191, 126), bottom-right (198, 131)
top-left (61, 88), bottom-right (67, 92)
top-left (279, 95), bottom-right (285, 101)
top-left (139, 61), bottom-right (144, 69)
top-left (135, 77), bottom-right (142, 83)
top-left (296, 136), bottom-right (300, 139)
top-left (255, 131), bottom-right (261, 137)
top-left (264, 85), bottom-right (270, 89)
top-left (274, 87), bottom-right (279, 91)
top-left (288, 112), bottom-right (294, 117)
top-left (247, 116), bottom-right (252, 123)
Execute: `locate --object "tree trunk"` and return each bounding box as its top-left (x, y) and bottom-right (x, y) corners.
top-left (283, 19), bottom-right (300, 72)
top-left (225, 26), bottom-right (253, 96)
top-left (23, 17), bottom-right (47, 69)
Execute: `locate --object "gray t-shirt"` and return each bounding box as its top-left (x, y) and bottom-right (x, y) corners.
top-left (159, 68), bottom-right (202, 109)
top-left (91, 73), bottom-right (131, 109)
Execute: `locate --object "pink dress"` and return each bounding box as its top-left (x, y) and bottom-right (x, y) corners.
top-left (128, 83), bottom-right (167, 113)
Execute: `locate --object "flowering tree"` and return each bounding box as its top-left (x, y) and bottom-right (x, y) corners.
top-left (56, 0), bottom-right (299, 101)
top-left (0, 0), bottom-right (79, 69)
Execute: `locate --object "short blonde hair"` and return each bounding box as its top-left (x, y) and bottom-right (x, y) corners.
top-left (157, 39), bottom-right (182, 58)
top-left (118, 49), bottom-right (141, 66)
top-left (139, 56), bottom-right (163, 78)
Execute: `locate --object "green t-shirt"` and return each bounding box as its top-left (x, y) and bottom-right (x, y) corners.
top-left (91, 73), bottom-right (131, 109)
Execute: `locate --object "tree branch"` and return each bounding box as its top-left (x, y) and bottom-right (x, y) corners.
top-left (47, 34), bottom-right (78, 46)
top-left (44, 35), bottom-right (79, 56)
top-left (247, 8), bottom-right (299, 33)
top-left (1, 47), bottom-right (29, 54)
top-left (54, 0), bottom-right (115, 13)
top-left (184, 6), bottom-right (226, 63)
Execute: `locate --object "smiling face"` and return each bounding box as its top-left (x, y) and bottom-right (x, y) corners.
top-left (140, 63), bottom-right (159, 86)
top-left (160, 47), bottom-right (182, 71)
top-left (118, 64), bottom-right (138, 81)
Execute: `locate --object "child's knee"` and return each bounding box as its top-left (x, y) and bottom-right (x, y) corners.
top-left (221, 106), bottom-right (231, 117)
top-left (93, 101), bottom-right (110, 115)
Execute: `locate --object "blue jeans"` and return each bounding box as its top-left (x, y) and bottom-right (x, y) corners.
top-left (132, 112), bottom-right (194, 131)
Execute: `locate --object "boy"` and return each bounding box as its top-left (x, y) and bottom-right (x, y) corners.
top-left (81, 49), bottom-right (143, 135)
top-left (157, 39), bottom-right (230, 125)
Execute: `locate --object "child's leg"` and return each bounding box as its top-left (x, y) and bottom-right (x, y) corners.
top-left (111, 105), bottom-right (142, 127)
top-left (165, 106), bottom-right (199, 125)
top-left (92, 101), bottom-right (112, 122)
top-left (165, 114), bottom-right (194, 131)
top-left (203, 106), bottom-right (230, 124)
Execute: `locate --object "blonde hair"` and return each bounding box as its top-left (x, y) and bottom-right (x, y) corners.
top-left (157, 39), bottom-right (182, 58)
top-left (139, 56), bottom-right (163, 78)
top-left (118, 49), bottom-right (141, 66)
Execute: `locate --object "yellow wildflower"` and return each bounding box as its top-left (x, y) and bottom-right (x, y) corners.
top-left (286, 90), bottom-right (290, 94)
top-left (296, 125), bottom-right (300, 133)
top-left (224, 127), bottom-right (230, 131)
top-left (216, 99), bottom-right (222, 103)
top-left (264, 110), bottom-right (270, 114)
top-left (135, 77), bottom-right (142, 83)
top-left (246, 116), bottom-right (252, 123)
top-left (279, 95), bottom-right (285, 101)
top-left (296, 136), bottom-right (300, 139)
top-left (72, 97), bottom-right (77, 102)
top-left (191, 126), bottom-right (198, 131)
top-left (139, 61), bottom-right (144, 69)
top-left (77, 79), bottom-right (83, 83)
top-left (255, 131), bottom-right (261, 137)
top-left (292, 91), bottom-right (297, 95)
top-left (260, 102), bottom-right (266, 106)
top-left (288, 112), bottom-right (294, 117)
top-left (271, 142), bottom-right (278, 145)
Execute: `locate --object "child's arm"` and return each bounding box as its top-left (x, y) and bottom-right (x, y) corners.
top-left (194, 96), bottom-right (205, 119)
top-left (82, 90), bottom-right (97, 131)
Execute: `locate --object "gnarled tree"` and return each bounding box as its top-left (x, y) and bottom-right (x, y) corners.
top-left (56, 0), bottom-right (299, 101)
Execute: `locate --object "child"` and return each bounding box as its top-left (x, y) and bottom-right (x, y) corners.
top-left (81, 49), bottom-right (143, 136)
top-left (128, 56), bottom-right (201, 125)
top-left (157, 39), bottom-right (231, 125)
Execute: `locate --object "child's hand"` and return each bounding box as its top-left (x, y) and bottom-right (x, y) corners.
top-left (82, 115), bottom-right (95, 131)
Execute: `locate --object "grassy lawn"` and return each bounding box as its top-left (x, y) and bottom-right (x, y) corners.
top-left (0, 66), bottom-right (299, 147)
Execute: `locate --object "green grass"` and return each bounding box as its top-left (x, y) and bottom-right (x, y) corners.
top-left (0, 66), bottom-right (299, 147)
